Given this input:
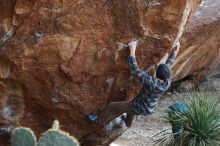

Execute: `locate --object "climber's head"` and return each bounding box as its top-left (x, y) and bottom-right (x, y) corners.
top-left (156, 64), bottom-right (172, 80)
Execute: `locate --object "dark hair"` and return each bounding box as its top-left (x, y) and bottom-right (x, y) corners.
top-left (156, 64), bottom-right (172, 80)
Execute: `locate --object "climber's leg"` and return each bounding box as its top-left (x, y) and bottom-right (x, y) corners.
top-left (98, 101), bottom-right (135, 126)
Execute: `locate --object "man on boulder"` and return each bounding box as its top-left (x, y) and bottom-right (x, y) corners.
top-left (87, 40), bottom-right (180, 128)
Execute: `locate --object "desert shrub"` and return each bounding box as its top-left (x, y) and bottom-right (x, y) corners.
top-left (154, 92), bottom-right (220, 146)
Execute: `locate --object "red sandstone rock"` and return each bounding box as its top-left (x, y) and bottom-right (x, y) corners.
top-left (173, 0), bottom-right (220, 83)
top-left (1, 0), bottom-right (215, 145)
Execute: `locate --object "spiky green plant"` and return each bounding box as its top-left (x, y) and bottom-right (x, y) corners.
top-left (38, 120), bottom-right (80, 146)
top-left (11, 127), bottom-right (36, 146)
top-left (154, 92), bottom-right (220, 146)
top-left (11, 120), bottom-right (80, 146)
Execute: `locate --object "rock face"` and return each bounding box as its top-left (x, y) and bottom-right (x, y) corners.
top-left (173, 0), bottom-right (220, 83)
top-left (3, 0), bottom-right (219, 145)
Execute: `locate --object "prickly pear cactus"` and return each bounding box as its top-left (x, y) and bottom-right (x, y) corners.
top-left (38, 120), bottom-right (80, 146)
top-left (11, 127), bottom-right (36, 146)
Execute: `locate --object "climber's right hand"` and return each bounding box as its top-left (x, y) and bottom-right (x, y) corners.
top-left (174, 41), bottom-right (180, 50)
top-left (171, 41), bottom-right (180, 55)
top-left (128, 41), bottom-right (138, 56)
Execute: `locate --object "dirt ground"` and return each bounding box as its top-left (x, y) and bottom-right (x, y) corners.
top-left (110, 96), bottom-right (173, 146)
top-left (110, 92), bottom-right (220, 146)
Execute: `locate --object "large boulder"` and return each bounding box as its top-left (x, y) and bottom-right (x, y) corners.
top-left (0, 0), bottom-right (211, 145)
top-left (173, 0), bottom-right (220, 82)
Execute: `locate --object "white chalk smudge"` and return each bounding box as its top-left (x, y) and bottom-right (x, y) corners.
top-left (97, 48), bottom-right (107, 58)
top-left (147, 0), bottom-right (161, 8)
top-left (40, 7), bottom-right (62, 13)
top-left (106, 77), bottom-right (114, 87)
top-left (51, 87), bottom-right (61, 103)
top-left (115, 42), bottom-right (127, 63)
top-left (2, 107), bottom-right (15, 119)
top-left (51, 97), bottom-right (59, 103)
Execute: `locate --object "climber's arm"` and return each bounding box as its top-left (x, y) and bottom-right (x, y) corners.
top-left (128, 41), bottom-right (149, 84)
top-left (172, 42), bottom-right (180, 56)
top-left (165, 42), bottom-right (180, 67)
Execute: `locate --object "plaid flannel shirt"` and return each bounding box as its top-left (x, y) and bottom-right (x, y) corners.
top-left (128, 52), bottom-right (176, 115)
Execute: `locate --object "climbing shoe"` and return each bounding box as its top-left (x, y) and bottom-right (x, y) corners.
top-left (124, 114), bottom-right (135, 128)
top-left (86, 114), bottom-right (98, 123)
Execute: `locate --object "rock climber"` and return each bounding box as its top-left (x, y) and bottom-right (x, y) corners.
top-left (87, 40), bottom-right (180, 128)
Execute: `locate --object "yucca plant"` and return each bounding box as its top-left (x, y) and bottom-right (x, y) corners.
top-left (154, 92), bottom-right (220, 146)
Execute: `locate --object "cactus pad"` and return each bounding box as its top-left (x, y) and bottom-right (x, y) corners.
top-left (38, 120), bottom-right (80, 146)
top-left (11, 127), bottom-right (36, 146)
